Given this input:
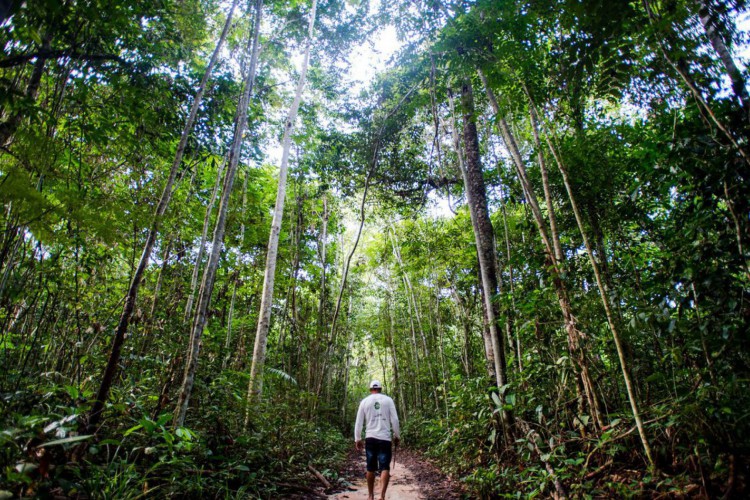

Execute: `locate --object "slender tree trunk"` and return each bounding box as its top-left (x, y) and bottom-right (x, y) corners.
top-left (402, 278), bottom-right (422, 391)
top-left (480, 70), bottom-right (602, 431)
top-left (390, 228), bottom-right (429, 357)
top-left (457, 78), bottom-right (511, 426)
top-left (185, 155), bottom-right (227, 322)
top-left (529, 106), bottom-right (563, 264)
top-left (173, 0), bottom-right (263, 428)
top-left (388, 292), bottom-right (406, 419)
top-left (433, 279), bottom-right (449, 397)
top-left (311, 194), bottom-right (329, 393)
top-left (85, 0), bottom-right (242, 433)
top-left (478, 283), bottom-right (498, 381)
top-left (450, 286), bottom-right (474, 377)
top-left (340, 321), bottom-right (354, 422)
top-left (491, 232), bottom-right (516, 363)
top-left (0, 227), bottom-right (21, 304)
top-left (138, 239), bottom-right (172, 356)
top-left (317, 193), bottom-right (329, 342)
top-left (532, 98), bottom-right (655, 467)
top-left (148, 240), bottom-right (171, 321)
top-left (246, 0), bottom-right (317, 408)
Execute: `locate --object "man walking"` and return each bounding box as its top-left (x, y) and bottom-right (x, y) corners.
top-left (354, 380), bottom-right (400, 500)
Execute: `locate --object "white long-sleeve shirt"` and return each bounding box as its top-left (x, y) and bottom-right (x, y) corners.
top-left (354, 393), bottom-right (400, 442)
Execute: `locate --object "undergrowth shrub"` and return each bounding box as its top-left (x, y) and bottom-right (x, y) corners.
top-left (404, 376), bottom-right (746, 498)
top-left (0, 383), bottom-right (349, 498)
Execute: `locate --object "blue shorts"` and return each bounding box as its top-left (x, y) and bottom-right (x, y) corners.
top-left (365, 438), bottom-right (392, 472)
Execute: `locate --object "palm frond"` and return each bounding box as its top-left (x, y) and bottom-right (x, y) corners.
top-left (264, 366), bottom-right (298, 386)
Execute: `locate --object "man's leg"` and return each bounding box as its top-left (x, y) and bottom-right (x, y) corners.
top-left (379, 470), bottom-right (390, 500)
top-left (377, 439), bottom-right (393, 500)
top-left (365, 439), bottom-right (377, 500)
top-left (366, 471), bottom-right (375, 500)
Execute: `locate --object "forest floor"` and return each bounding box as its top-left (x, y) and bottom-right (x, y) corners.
top-left (323, 448), bottom-right (464, 500)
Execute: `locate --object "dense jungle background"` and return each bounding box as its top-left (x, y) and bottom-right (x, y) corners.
top-left (1, 0), bottom-right (749, 497)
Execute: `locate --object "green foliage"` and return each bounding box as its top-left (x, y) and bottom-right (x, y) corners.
top-left (0, 386), bottom-right (349, 497)
top-left (1, 0), bottom-right (749, 496)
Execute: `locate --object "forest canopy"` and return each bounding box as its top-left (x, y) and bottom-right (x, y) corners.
top-left (1, 0), bottom-right (749, 497)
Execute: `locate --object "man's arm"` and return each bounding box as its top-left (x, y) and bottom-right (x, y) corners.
top-left (354, 400), bottom-right (365, 444)
top-left (389, 398), bottom-right (400, 441)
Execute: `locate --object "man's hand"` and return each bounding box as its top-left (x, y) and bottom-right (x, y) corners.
top-left (393, 437), bottom-right (400, 448)
top-left (355, 440), bottom-right (364, 451)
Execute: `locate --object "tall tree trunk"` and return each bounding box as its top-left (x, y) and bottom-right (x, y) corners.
top-left (173, 0), bottom-right (263, 428)
top-left (312, 194), bottom-right (329, 392)
top-left (185, 155), bottom-right (227, 322)
top-left (390, 228), bottom-right (429, 357)
top-left (478, 283), bottom-right (498, 381)
top-left (85, 0), bottom-right (242, 433)
top-left (433, 278), bottom-right (449, 400)
top-left (457, 78), bottom-right (511, 426)
top-left (139, 239), bottom-right (172, 356)
top-left (317, 193), bottom-right (329, 342)
top-left (528, 105), bottom-right (564, 265)
top-left (450, 286), bottom-right (474, 377)
top-left (448, 91), bottom-right (496, 381)
top-left (491, 232), bottom-right (515, 364)
top-left (340, 317), bottom-right (354, 422)
top-left (246, 0), bottom-right (317, 407)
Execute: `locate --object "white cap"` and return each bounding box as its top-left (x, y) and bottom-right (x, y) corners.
top-left (369, 380), bottom-right (382, 389)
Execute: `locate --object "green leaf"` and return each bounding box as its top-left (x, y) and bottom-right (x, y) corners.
top-left (123, 424), bottom-right (143, 437)
top-left (39, 434), bottom-right (93, 447)
top-left (491, 392), bottom-right (502, 408)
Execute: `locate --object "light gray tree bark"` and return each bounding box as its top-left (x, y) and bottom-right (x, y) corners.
top-left (173, 0), bottom-right (263, 428)
top-left (246, 0), bottom-right (318, 410)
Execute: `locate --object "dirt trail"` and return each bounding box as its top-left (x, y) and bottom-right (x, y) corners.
top-left (327, 448), bottom-right (463, 500)
top-left (328, 461), bottom-right (423, 499)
